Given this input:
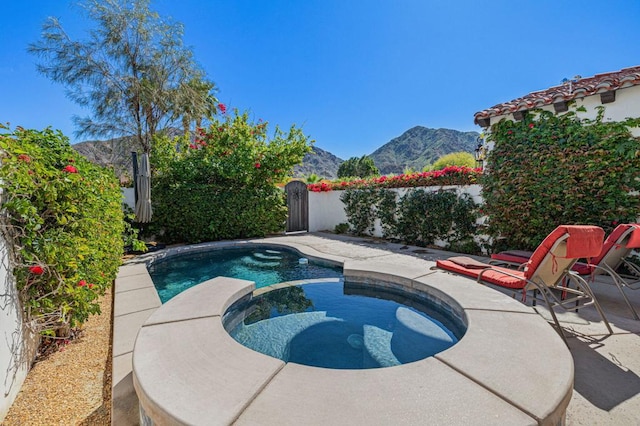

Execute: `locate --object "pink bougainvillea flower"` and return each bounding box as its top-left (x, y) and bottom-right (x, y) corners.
top-left (78, 280), bottom-right (87, 287)
top-left (218, 103), bottom-right (227, 114)
top-left (254, 162), bottom-right (261, 168)
top-left (29, 265), bottom-right (44, 275)
top-left (18, 154), bottom-right (31, 163)
top-left (63, 165), bottom-right (78, 173)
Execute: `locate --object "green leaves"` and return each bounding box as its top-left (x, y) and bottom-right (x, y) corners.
top-left (340, 188), bottom-right (480, 252)
top-left (484, 107), bottom-right (640, 250)
top-left (1, 127), bottom-right (124, 336)
top-left (149, 111), bottom-right (312, 243)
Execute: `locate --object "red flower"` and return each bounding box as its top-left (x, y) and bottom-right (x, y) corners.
top-left (78, 280), bottom-right (87, 287)
top-left (189, 144), bottom-right (197, 149)
top-left (255, 162), bottom-right (261, 168)
top-left (88, 283), bottom-right (94, 289)
top-left (18, 154), bottom-right (31, 163)
top-left (218, 103), bottom-right (227, 114)
top-left (507, 130), bottom-right (513, 135)
top-left (63, 165), bottom-right (78, 173)
top-left (29, 265), bottom-right (44, 275)
top-left (528, 123), bottom-right (534, 129)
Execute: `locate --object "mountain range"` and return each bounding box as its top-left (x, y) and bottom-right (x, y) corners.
top-left (72, 126), bottom-right (480, 181)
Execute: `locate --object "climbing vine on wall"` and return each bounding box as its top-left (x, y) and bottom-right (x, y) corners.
top-left (340, 188), bottom-right (480, 253)
top-left (483, 106), bottom-right (640, 250)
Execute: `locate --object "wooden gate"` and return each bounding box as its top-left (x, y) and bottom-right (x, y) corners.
top-left (285, 180), bottom-right (309, 232)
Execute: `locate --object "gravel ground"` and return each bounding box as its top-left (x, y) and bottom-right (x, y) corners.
top-left (3, 291), bottom-right (113, 425)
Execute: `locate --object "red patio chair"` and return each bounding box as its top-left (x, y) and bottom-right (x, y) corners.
top-left (490, 223), bottom-right (640, 319)
top-left (436, 225), bottom-right (613, 341)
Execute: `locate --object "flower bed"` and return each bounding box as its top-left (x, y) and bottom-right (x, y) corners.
top-left (307, 166), bottom-right (482, 192)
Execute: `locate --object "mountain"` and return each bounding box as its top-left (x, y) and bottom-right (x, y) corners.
top-left (72, 137), bottom-right (344, 182)
top-left (72, 126), bottom-right (479, 181)
top-left (369, 126), bottom-right (480, 175)
top-left (293, 146), bottom-right (343, 180)
top-left (73, 136), bottom-right (137, 182)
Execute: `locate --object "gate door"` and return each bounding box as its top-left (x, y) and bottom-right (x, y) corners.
top-left (285, 180), bottom-right (309, 232)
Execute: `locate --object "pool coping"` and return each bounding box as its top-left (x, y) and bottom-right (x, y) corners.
top-left (114, 235), bottom-right (574, 425)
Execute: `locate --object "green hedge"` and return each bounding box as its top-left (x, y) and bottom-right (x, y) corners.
top-left (149, 111), bottom-right (311, 243)
top-left (151, 183), bottom-right (287, 243)
top-left (0, 126), bottom-right (123, 336)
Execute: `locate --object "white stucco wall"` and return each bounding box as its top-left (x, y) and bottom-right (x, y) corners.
top-left (309, 185), bottom-right (483, 237)
top-left (484, 84), bottom-right (640, 137)
top-left (122, 187), bottom-right (136, 211)
top-left (0, 231), bottom-right (36, 422)
top-left (308, 190), bottom-right (349, 232)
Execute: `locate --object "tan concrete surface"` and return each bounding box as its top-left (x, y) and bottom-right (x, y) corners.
top-left (114, 232), bottom-right (640, 425)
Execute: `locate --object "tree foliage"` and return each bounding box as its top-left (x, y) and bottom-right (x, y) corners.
top-left (483, 106), bottom-right (640, 250)
top-left (150, 111), bottom-right (312, 243)
top-left (426, 152), bottom-right (475, 171)
top-left (29, 0), bottom-right (217, 153)
top-left (337, 155), bottom-right (379, 178)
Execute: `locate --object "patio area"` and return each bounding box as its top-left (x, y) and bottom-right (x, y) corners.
top-left (113, 232), bottom-right (640, 425)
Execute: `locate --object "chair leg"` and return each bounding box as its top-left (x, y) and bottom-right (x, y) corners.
top-left (571, 274), bottom-right (614, 335)
top-left (599, 265), bottom-right (640, 321)
top-left (611, 276), bottom-right (640, 320)
top-left (531, 284), bottom-right (569, 345)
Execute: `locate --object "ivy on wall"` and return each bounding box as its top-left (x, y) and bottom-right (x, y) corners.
top-left (340, 188), bottom-right (480, 253)
top-left (483, 106), bottom-right (640, 250)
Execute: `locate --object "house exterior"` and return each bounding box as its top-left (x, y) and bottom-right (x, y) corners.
top-left (474, 66), bottom-right (640, 137)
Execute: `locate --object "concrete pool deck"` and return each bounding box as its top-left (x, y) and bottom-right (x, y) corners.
top-left (112, 232), bottom-right (640, 425)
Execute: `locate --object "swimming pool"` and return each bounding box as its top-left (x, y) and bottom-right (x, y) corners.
top-left (131, 237), bottom-right (575, 425)
top-left (148, 246), bottom-right (343, 303)
top-left (224, 280), bottom-right (463, 369)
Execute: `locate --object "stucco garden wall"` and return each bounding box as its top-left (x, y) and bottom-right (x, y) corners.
top-left (0, 229), bottom-right (37, 422)
top-left (308, 185), bottom-right (483, 239)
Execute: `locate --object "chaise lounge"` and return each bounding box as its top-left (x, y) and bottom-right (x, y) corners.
top-left (436, 225), bottom-right (614, 341)
top-left (489, 223), bottom-right (640, 319)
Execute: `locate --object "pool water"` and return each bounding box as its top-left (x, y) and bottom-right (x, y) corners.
top-left (224, 281), bottom-right (463, 369)
top-left (148, 246), bottom-right (343, 303)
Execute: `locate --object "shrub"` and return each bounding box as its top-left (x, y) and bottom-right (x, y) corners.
top-left (483, 106), bottom-right (640, 250)
top-left (425, 152), bottom-right (476, 171)
top-left (150, 111), bottom-right (311, 243)
top-left (0, 126), bottom-right (124, 336)
top-left (340, 187), bottom-right (480, 251)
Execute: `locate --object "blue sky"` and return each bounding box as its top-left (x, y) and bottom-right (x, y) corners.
top-left (1, 0), bottom-right (639, 160)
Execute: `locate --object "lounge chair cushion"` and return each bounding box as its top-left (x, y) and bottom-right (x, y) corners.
top-left (490, 250), bottom-right (533, 265)
top-left (436, 257), bottom-right (526, 289)
top-left (525, 225), bottom-right (604, 279)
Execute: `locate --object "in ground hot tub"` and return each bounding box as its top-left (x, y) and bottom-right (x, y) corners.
top-left (224, 279), bottom-right (466, 369)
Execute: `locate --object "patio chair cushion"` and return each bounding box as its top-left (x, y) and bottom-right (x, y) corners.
top-left (525, 225), bottom-right (604, 279)
top-left (437, 257), bottom-right (526, 289)
top-left (490, 250), bottom-right (533, 266)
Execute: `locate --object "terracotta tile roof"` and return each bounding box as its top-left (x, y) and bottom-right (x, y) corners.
top-left (474, 65), bottom-right (640, 126)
